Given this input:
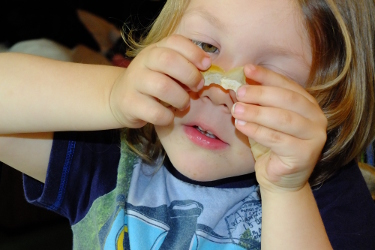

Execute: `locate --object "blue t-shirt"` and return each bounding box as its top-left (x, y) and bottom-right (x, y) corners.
top-left (23, 130), bottom-right (375, 249)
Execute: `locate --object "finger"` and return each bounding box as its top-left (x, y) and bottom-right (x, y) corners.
top-left (243, 64), bottom-right (317, 105)
top-left (236, 85), bottom-right (323, 122)
top-left (235, 120), bottom-right (317, 167)
top-left (236, 120), bottom-right (295, 156)
top-left (145, 45), bottom-right (205, 92)
top-left (232, 103), bottom-right (318, 140)
top-left (229, 89), bottom-right (238, 103)
top-left (130, 93), bottom-right (175, 126)
top-left (138, 71), bottom-right (190, 110)
top-left (156, 35), bottom-right (211, 71)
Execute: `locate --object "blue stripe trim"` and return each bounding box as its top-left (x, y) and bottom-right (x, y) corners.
top-left (48, 140), bottom-right (76, 211)
top-left (366, 143), bottom-right (374, 166)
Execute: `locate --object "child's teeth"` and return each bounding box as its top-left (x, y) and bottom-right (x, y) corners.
top-left (197, 126), bottom-right (217, 139)
top-left (205, 132), bottom-right (217, 139)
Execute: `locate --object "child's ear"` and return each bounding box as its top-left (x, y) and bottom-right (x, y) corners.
top-left (76, 9), bottom-right (121, 54)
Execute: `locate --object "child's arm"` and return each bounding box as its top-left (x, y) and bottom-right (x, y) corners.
top-left (260, 182), bottom-right (330, 249)
top-left (0, 38), bottom-right (210, 133)
top-left (0, 52), bottom-right (125, 182)
top-left (0, 52), bottom-right (124, 134)
top-left (232, 65), bottom-right (332, 249)
top-left (0, 36), bottom-right (210, 181)
top-left (0, 52), bottom-right (123, 182)
top-left (0, 133), bottom-right (52, 182)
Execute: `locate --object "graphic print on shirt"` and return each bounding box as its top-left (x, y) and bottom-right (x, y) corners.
top-left (100, 194), bottom-right (261, 250)
top-left (71, 140), bottom-right (262, 249)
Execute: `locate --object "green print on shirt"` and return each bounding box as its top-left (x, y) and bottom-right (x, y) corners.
top-left (70, 134), bottom-right (137, 250)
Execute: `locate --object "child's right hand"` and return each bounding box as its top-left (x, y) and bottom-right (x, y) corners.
top-left (232, 64), bottom-right (327, 193)
top-left (109, 35), bottom-right (211, 128)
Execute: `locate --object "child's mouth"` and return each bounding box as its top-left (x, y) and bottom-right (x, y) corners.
top-left (183, 125), bottom-right (228, 150)
top-left (195, 126), bottom-right (218, 139)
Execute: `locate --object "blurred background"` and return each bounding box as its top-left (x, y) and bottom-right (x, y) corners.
top-left (0, 1), bottom-right (165, 249)
top-left (0, 0), bottom-right (166, 50)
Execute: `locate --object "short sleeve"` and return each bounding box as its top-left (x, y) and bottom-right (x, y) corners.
top-left (23, 129), bottom-right (121, 225)
top-left (313, 161), bottom-right (375, 249)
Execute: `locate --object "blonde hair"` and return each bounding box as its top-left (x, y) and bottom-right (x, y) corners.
top-left (299, 0), bottom-right (375, 184)
top-left (122, 0), bottom-right (189, 164)
top-left (122, 0), bottom-right (375, 185)
top-left (124, 0), bottom-right (189, 58)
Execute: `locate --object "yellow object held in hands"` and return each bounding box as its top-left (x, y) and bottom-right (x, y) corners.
top-left (202, 65), bottom-right (271, 161)
top-left (202, 65), bottom-right (246, 92)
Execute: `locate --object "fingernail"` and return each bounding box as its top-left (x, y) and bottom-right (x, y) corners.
top-left (237, 87), bottom-right (246, 98)
top-left (248, 64), bottom-right (256, 71)
top-left (232, 103), bottom-right (245, 114)
top-left (180, 102), bottom-right (190, 111)
top-left (244, 64), bottom-right (256, 76)
top-left (202, 57), bottom-right (211, 70)
top-left (231, 103), bottom-right (236, 114)
top-left (235, 119), bottom-right (247, 126)
top-left (197, 78), bottom-right (205, 90)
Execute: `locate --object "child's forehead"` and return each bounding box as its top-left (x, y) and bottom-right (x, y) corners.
top-left (182, 8), bottom-right (228, 32)
top-left (180, 0), bottom-right (306, 36)
top-left (177, 0), bottom-right (311, 85)
top-left (183, 0), bottom-right (303, 20)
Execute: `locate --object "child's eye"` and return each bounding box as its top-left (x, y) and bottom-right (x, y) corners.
top-left (192, 40), bottom-right (219, 54)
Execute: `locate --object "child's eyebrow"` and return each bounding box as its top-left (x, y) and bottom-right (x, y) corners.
top-left (267, 43), bottom-right (310, 64)
top-left (185, 8), bottom-right (228, 32)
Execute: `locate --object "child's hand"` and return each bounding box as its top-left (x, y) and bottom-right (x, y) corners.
top-left (232, 65), bottom-right (327, 192)
top-left (109, 35), bottom-right (211, 128)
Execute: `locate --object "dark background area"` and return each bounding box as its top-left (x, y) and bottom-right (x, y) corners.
top-left (0, 1), bottom-right (165, 249)
top-left (0, 0), bottom-right (166, 50)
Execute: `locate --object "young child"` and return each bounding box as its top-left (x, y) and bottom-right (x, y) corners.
top-left (1, 0), bottom-right (375, 249)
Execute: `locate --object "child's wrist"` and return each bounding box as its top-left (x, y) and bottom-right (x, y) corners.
top-left (258, 180), bottom-right (309, 196)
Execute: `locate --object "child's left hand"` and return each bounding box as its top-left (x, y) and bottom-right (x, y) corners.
top-left (232, 64), bottom-right (327, 193)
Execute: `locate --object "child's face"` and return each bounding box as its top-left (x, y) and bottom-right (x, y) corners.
top-left (155, 0), bottom-right (312, 181)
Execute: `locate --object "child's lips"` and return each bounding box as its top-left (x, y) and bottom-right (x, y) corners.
top-left (195, 125), bottom-right (218, 139)
top-left (183, 125), bottom-right (229, 150)
top-left (185, 122), bottom-right (226, 141)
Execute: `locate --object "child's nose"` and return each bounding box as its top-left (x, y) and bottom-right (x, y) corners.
top-left (199, 85), bottom-right (237, 112)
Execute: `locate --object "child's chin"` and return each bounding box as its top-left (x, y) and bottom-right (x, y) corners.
top-left (171, 156), bottom-right (229, 182)
top-left (185, 172), bottom-right (220, 182)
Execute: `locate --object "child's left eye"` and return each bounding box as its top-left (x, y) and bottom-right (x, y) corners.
top-left (192, 40), bottom-right (219, 54)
